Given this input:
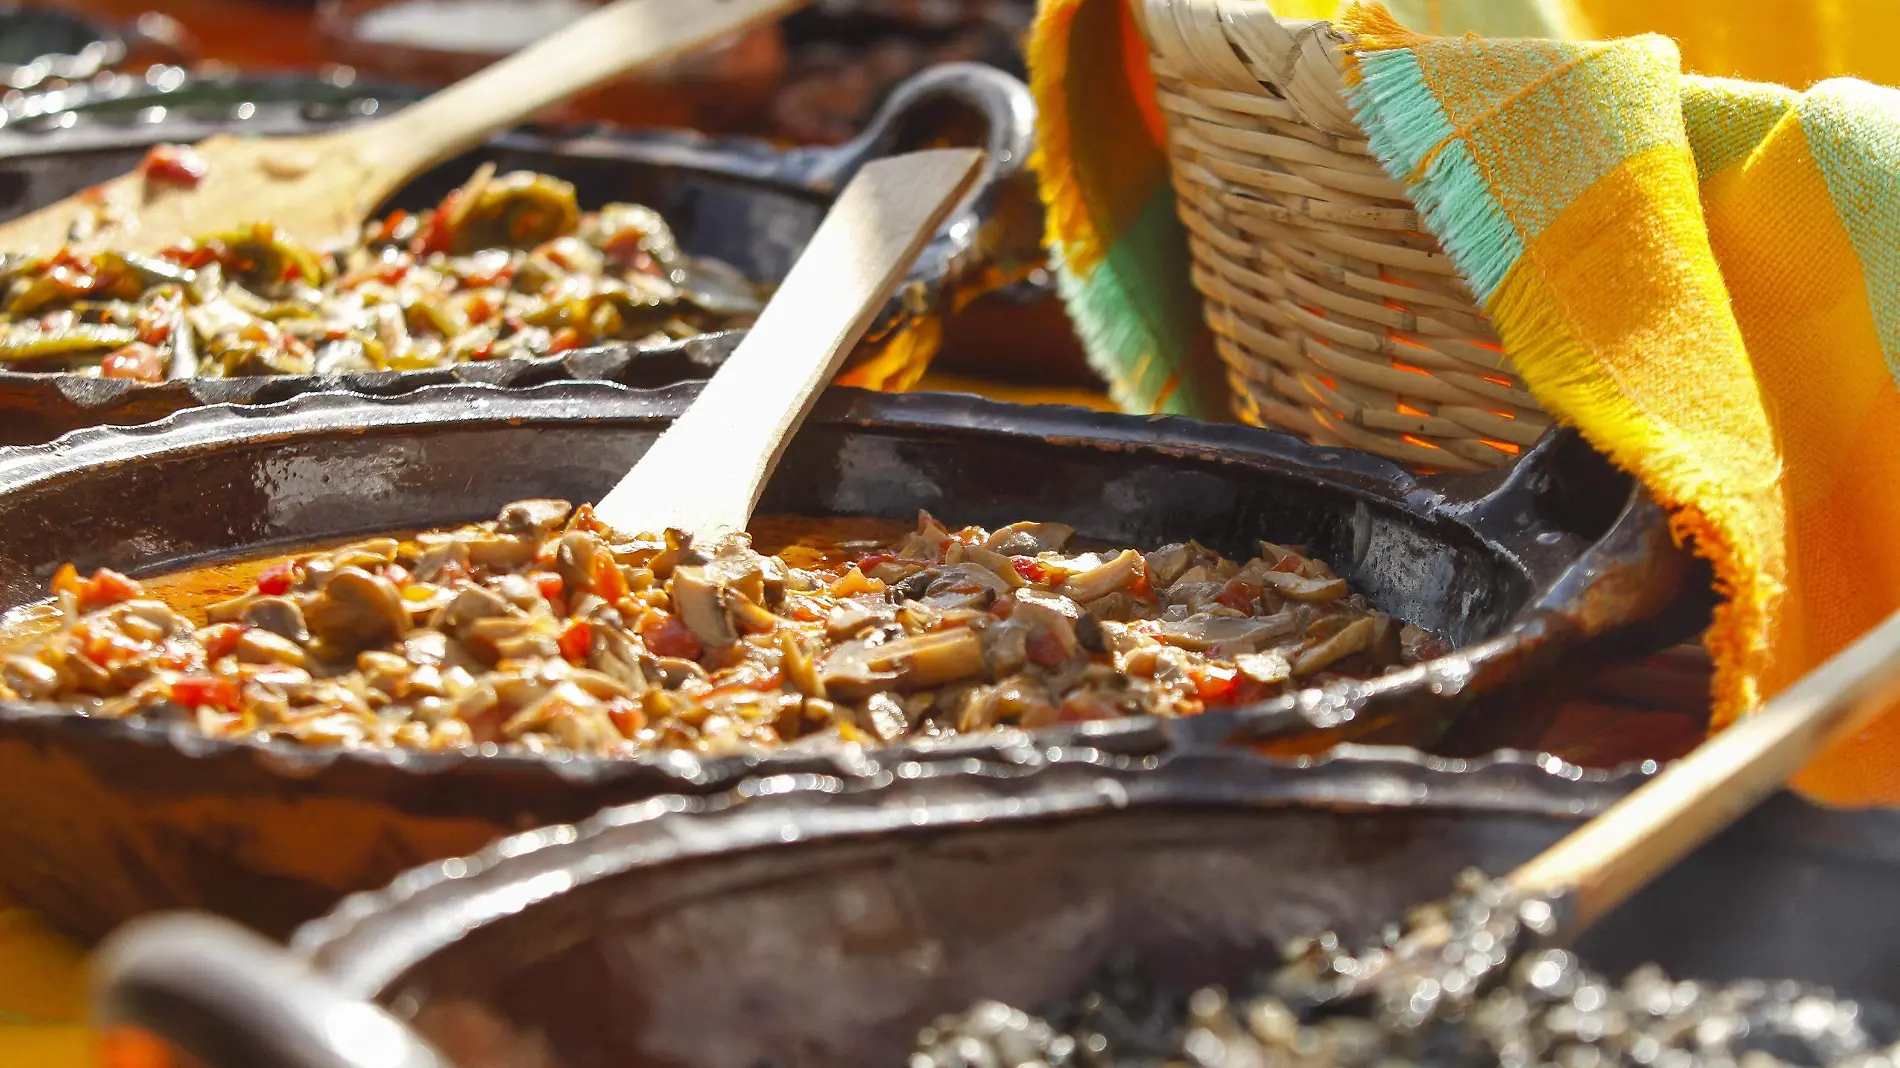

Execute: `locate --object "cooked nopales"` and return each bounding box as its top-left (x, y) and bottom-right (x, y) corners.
top-left (912, 872), bottom-right (1897, 1068)
top-left (0, 165), bottom-right (763, 380)
top-left (0, 500), bottom-right (1444, 755)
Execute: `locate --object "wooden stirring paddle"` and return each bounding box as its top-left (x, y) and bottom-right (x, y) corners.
top-left (0, 0), bottom-right (806, 256)
top-left (594, 147), bottom-right (985, 541)
top-left (1372, 604), bottom-right (1900, 987)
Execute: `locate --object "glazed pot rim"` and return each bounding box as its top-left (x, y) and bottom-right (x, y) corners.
top-left (289, 740), bottom-right (1655, 988)
top-left (0, 378), bottom-right (1604, 787)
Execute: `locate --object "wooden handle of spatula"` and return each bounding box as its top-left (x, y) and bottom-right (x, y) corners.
top-left (593, 147), bottom-right (986, 541)
top-left (350, 0), bottom-right (805, 181)
top-left (1507, 606), bottom-right (1900, 934)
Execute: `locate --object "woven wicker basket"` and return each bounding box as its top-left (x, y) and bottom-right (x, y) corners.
top-left (1133, 0), bottom-right (1550, 471)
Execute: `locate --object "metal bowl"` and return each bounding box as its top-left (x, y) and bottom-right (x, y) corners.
top-left (0, 62), bottom-right (1040, 445)
top-left (94, 747), bottom-right (1900, 1068)
top-left (0, 380), bottom-right (1698, 938)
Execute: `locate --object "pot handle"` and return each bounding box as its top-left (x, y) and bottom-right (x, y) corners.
top-left (95, 913), bottom-right (451, 1068)
top-left (1426, 427), bottom-right (1703, 637)
top-left (806, 62), bottom-right (1041, 271)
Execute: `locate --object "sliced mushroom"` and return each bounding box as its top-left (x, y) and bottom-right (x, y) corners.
top-left (1157, 612), bottom-right (1298, 653)
top-left (1011, 590), bottom-right (1083, 658)
top-left (497, 498), bottom-right (572, 538)
top-left (1235, 650), bottom-right (1292, 687)
top-left (872, 629), bottom-right (987, 690)
top-left (239, 596), bottom-right (308, 643)
top-left (463, 531), bottom-right (537, 571)
top-left (981, 618), bottom-right (1029, 677)
top-left (1060, 548), bottom-right (1143, 603)
top-left (1292, 616), bottom-right (1374, 677)
top-left (549, 531), bottom-right (601, 594)
top-left (118, 600), bottom-right (186, 639)
top-left (670, 566), bottom-right (736, 649)
top-left (960, 544), bottom-right (1028, 588)
top-left (1260, 570), bottom-right (1348, 603)
top-left (409, 540), bottom-right (471, 584)
top-left (817, 640), bottom-right (900, 700)
top-left (588, 626), bottom-right (649, 693)
top-left (3, 656), bottom-right (58, 699)
top-left (826, 600), bottom-right (890, 641)
top-left (1143, 543), bottom-right (1194, 589)
top-left (434, 584), bottom-right (514, 633)
top-left (858, 692), bottom-right (909, 743)
top-left (984, 521), bottom-right (1074, 557)
top-left (303, 567), bottom-right (409, 652)
top-left (722, 589), bottom-right (779, 635)
top-left (234, 628), bottom-right (307, 667)
top-left (921, 563), bottom-right (1010, 611)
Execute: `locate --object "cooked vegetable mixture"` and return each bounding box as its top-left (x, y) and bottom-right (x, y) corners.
top-left (0, 501), bottom-right (1441, 755)
top-left (0, 162), bottom-right (762, 378)
top-left (914, 873), bottom-right (1894, 1068)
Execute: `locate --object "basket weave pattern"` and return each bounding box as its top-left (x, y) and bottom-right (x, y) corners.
top-left (1138, 1), bottom-right (1550, 471)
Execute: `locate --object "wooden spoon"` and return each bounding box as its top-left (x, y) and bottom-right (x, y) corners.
top-left (0, 0), bottom-right (806, 256)
top-left (594, 147), bottom-right (986, 541)
top-left (1381, 604), bottom-right (1900, 980)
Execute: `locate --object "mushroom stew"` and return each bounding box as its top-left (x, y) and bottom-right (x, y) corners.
top-left (0, 500), bottom-right (1446, 756)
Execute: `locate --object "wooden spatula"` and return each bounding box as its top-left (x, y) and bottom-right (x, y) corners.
top-left (594, 147), bottom-right (986, 541)
top-left (1375, 604), bottom-right (1900, 982)
top-left (0, 0), bottom-right (806, 256)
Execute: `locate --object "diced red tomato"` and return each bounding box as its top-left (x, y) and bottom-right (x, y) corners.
top-left (606, 695), bottom-right (645, 738)
top-left (54, 565), bottom-right (144, 612)
top-left (855, 552), bottom-right (896, 573)
top-left (1010, 557), bottom-right (1048, 583)
top-left (1188, 665), bottom-right (1270, 708)
top-left (557, 619), bottom-right (592, 663)
top-left (100, 344), bottom-right (166, 383)
top-left (1026, 631), bottom-right (1066, 667)
top-left (372, 209), bottom-right (409, 245)
top-left (989, 594), bottom-right (1015, 619)
top-left (139, 144), bottom-right (207, 188)
top-left (171, 674), bottom-right (239, 713)
top-left (465, 294), bottom-right (498, 325)
top-left (1271, 555), bottom-right (1304, 574)
top-left (198, 623), bottom-right (247, 663)
top-left (534, 572), bottom-right (564, 601)
top-left (1214, 578), bottom-right (1256, 612)
top-left (566, 503), bottom-right (611, 536)
top-left (640, 613), bottom-right (701, 660)
top-left (1128, 568), bottom-right (1154, 602)
top-left (160, 242), bottom-right (222, 271)
top-left (134, 303), bottom-right (174, 346)
top-left (256, 562), bottom-right (296, 592)
top-left (1192, 663), bottom-right (1239, 705)
top-left (255, 562), bottom-right (296, 596)
top-left (51, 563), bottom-right (82, 601)
top-left (410, 190), bottom-right (465, 256)
top-left (77, 624), bottom-right (139, 667)
top-left (591, 555), bottom-right (629, 603)
top-left (547, 327), bottom-right (584, 354)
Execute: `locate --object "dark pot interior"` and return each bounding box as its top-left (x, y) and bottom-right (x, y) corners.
top-left (272, 754), bottom-right (1900, 1068)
